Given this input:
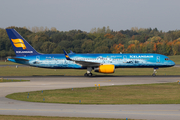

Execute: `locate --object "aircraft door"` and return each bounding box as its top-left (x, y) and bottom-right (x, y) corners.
top-left (36, 56), bottom-right (40, 61)
top-left (123, 55), bottom-right (127, 63)
top-left (156, 56), bottom-right (160, 63)
top-left (33, 55), bottom-right (41, 65)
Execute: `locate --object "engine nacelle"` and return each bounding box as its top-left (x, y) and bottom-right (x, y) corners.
top-left (94, 64), bottom-right (115, 73)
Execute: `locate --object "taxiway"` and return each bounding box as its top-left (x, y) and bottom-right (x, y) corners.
top-left (0, 76), bottom-right (180, 120)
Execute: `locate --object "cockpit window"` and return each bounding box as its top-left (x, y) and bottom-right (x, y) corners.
top-left (165, 58), bottom-right (170, 60)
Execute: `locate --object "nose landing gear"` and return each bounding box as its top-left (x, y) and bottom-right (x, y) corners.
top-left (152, 68), bottom-right (158, 77)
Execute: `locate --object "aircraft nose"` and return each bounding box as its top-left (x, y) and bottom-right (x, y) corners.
top-left (170, 60), bottom-right (175, 66)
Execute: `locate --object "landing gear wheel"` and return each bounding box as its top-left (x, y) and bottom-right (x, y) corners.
top-left (85, 67), bottom-right (93, 77)
top-left (84, 73), bottom-right (88, 77)
top-left (84, 73), bottom-right (93, 77)
top-left (152, 73), bottom-right (156, 77)
top-left (152, 68), bottom-right (157, 77)
top-left (88, 73), bottom-right (92, 77)
top-left (90, 73), bottom-right (93, 76)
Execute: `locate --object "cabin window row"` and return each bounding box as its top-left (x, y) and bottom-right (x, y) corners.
top-left (45, 58), bottom-right (150, 61)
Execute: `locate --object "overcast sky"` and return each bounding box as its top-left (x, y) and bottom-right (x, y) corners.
top-left (1, 0), bottom-right (180, 32)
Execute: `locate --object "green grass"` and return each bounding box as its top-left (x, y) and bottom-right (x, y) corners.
top-left (0, 66), bottom-right (179, 76)
top-left (0, 60), bottom-right (20, 65)
top-left (6, 82), bottom-right (180, 104)
top-left (0, 67), bottom-right (86, 76)
top-left (168, 55), bottom-right (180, 65)
top-left (0, 79), bottom-right (29, 82)
top-left (0, 115), bottom-right (138, 120)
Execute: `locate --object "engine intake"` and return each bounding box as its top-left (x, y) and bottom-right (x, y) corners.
top-left (94, 64), bottom-right (115, 73)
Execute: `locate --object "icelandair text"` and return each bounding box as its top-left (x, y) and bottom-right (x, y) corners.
top-left (16, 51), bottom-right (33, 53)
top-left (130, 55), bottom-right (153, 58)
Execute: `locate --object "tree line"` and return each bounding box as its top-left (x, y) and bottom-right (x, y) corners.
top-left (0, 26), bottom-right (180, 59)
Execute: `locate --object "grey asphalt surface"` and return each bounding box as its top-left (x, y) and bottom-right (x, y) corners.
top-left (0, 76), bottom-right (180, 120)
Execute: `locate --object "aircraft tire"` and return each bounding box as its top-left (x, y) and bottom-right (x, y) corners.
top-left (152, 73), bottom-right (156, 77)
top-left (84, 73), bottom-right (88, 77)
top-left (90, 73), bottom-right (93, 76)
top-left (88, 73), bottom-right (92, 77)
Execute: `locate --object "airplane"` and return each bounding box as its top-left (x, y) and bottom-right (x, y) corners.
top-left (6, 29), bottom-right (175, 77)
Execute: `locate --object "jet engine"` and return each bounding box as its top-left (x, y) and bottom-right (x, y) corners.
top-left (94, 64), bottom-right (115, 73)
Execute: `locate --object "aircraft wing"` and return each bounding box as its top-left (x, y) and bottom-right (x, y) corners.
top-left (63, 50), bottom-right (101, 67)
top-left (73, 60), bottom-right (100, 67)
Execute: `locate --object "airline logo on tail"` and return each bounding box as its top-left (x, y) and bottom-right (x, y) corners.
top-left (11, 39), bottom-right (26, 49)
top-left (65, 55), bottom-right (70, 58)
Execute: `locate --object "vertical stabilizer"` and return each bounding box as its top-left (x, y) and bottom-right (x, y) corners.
top-left (6, 29), bottom-right (40, 56)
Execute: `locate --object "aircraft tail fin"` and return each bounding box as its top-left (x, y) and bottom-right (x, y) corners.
top-left (6, 29), bottom-right (40, 56)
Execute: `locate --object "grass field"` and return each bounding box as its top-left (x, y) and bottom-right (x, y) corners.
top-left (168, 55), bottom-right (180, 64)
top-left (0, 60), bottom-right (20, 65)
top-left (0, 79), bottom-right (29, 82)
top-left (0, 66), bottom-right (180, 76)
top-left (0, 115), bottom-right (138, 120)
top-left (6, 82), bottom-right (180, 104)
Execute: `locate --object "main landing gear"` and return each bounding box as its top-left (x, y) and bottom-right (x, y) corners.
top-left (84, 67), bottom-right (93, 77)
top-left (84, 73), bottom-right (93, 77)
top-left (152, 68), bottom-right (158, 77)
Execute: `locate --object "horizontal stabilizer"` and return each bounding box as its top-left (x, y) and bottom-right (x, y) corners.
top-left (7, 57), bottom-right (29, 61)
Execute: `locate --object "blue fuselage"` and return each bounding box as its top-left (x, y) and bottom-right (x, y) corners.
top-left (8, 53), bottom-right (175, 69)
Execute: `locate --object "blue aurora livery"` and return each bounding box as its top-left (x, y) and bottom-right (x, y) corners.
top-left (6, 29), bottom-right (175, 76)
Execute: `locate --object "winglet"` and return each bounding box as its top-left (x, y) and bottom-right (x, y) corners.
top-left (69, 50), bottom-right (75, 54)
top-left (63, 50), bottom-right (72, 60)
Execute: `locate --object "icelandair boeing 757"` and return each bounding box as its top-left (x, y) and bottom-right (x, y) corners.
top-left (6, 29), bottom-right (175, 76)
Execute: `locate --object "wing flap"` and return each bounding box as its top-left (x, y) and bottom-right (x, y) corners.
top-left (74, 60), bottom-right (101, 67)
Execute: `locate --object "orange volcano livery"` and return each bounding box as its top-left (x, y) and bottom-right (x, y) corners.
top-left (6, 29), bottom-right (175, 77)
